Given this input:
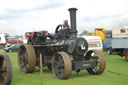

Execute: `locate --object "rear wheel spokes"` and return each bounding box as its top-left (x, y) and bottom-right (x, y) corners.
top-left (19, 48), bottom-right (28, 68)
top-left (89, 54), bottom-right (100, 72)
top-left (93, 63), bottom-right (100, 72)
top-left (92, 58), bottom-right (100, 72)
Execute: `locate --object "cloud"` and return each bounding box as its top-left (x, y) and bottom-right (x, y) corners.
top-left (77, 14), bottom-right (128, 33)
top-left (80, 15), bottom-right (122, 22)
top-left (0, 14), bottom-right (23, 20)
top-left (7, 1), bottom-right (64, 14)
top-left (0, 0), bottom-right (64, 20)
top-left (1, 0), bottom-right (128, 36)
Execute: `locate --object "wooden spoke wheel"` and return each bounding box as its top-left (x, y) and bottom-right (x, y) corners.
top-left (18, 45), bottom-right (36, 73)
top-left (86, 50), bottom-right (106, 74)
top-left (52, 52), bottom-right (72, 79)
top-left (0, 55), bottom-right (12, 85)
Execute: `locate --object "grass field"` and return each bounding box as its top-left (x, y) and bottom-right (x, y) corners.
top-left (0, 49), bottom-right (128, 85)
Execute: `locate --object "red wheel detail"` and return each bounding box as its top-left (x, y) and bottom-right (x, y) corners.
top-left (2, 65), bottom-right (7, 72)
top-left (126, 51), bottom-right (128, 60)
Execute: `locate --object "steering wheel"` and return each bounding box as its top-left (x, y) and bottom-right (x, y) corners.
top-left (55, 25), bottom-right (63, 33)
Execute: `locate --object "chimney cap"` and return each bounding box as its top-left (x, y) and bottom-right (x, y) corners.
top-left (68, 8), bottom-right (78, 11)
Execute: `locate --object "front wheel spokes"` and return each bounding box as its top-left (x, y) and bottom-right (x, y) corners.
top-left (52, 52), bottom-right (72, 79)
top-left (57, 56), bottom-right (64, 68)
top-left (55, 54), bottom-right (64, 74)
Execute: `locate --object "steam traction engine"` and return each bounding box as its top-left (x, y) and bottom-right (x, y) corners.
top-left (0, 55), bottom-right (12, 85)
top-left (18, 8), bottom-right (106, 79)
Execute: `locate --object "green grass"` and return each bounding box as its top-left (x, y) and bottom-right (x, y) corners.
top-left (0, 49), bottom-right (128, 85)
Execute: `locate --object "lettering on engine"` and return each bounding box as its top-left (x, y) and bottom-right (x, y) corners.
top-left (83, 64), bottom-right (90, 67)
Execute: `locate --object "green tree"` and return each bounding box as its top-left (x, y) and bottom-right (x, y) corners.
top-left (79, 30), bottom-right (88, 36)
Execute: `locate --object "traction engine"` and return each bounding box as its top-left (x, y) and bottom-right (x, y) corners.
top-left (18, 8), bottom-right (106, 79)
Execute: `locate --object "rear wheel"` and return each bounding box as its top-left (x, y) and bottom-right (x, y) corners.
top-left (125, 50), bottom-right (128, 61)
top-left (86, 50), bottom-right (106, 74)
top-left (52, 52), bottom-right (72, 79)
top-left (9, 50), bottom-right (12, 52)
top-left (0, 55), bottom-right (12, 85)
top-left (18, 45), bottom-right (36, 73)
top-left (107, 49), bottom-right (112, 55)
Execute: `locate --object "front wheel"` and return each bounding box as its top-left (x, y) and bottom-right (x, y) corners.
top-left (52, 52), bottom-right (72, 79)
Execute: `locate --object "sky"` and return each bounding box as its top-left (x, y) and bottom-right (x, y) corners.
top-left (0, 0), bottom-right (128, 36)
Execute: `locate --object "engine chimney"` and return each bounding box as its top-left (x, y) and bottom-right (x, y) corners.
top-left (68, 8), bottom-right (78, 37)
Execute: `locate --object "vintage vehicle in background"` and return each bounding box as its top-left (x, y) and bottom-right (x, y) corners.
top-left (88, 28), bottom-right (106, 41)
top-left (25, 32), bottom-right (34, 40)
top-left (81, 36), bottom-right (103, 51)
top-left (106, 30), bottom-right (112, 38)
top-left (0, 33), bottom-right (6, 49)
top-left (102, 38), bottom-right (112, 54)
top-left (110, 26), bottom-right (128, 61)
top-left (25, 30), bottom-right (48, 40)
top-left (4, 43), bottom-right (24, 52)
top-left (18, 8), bottom-right (105, 79)
top-left (0, 33), bottom-right (24, 48)
top-left (23, 31), bottom-right (49, 44)
top-left (0, 55), bottom-right (12, 85)
top-left (7, 37), bottom-right (23, 44)
top-left (88, 28), bottom-right (112, 42)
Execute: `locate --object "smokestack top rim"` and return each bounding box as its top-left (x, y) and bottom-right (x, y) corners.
top-left (68, 8), bottom-right (78, 11)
